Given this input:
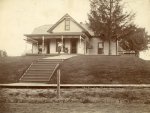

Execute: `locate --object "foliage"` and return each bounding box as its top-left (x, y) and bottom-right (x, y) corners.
top-left (0, 50), bottom-right (7, 57)
top-left (88, 0), bottom-right (135, 54)
top-left (120, 25), bottom-right (148, 54)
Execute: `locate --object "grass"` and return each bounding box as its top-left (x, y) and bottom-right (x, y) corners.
top-left (52, 55), bottom-right (150, 84)
top-left (0, 56), bottom-right (45, 83)
top-left (1, 102), bottom-right (150, 113)
top-left (0, 55), bottom-right (150, 84)
top-left (1, 88), bottom-right (150, 104)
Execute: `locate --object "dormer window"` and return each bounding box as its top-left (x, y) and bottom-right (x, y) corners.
top-left (65, 18), bottom-right (70, 31)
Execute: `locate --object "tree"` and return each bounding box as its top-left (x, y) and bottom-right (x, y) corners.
top-left (120, 26), bottom-right (148, 57)
top-left (3, 50), bottom-right (7, 57)
top-left (88, 0), bottom-right (135, 55)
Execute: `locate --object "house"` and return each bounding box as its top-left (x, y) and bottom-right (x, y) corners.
top-left (24, 14), bottom-right (119, 55)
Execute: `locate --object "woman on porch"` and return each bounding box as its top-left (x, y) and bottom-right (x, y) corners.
top-left (57, 42), bottom-right (62, 54)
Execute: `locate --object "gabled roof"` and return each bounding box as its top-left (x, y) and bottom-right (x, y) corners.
top-left (26, 14), bottom-right (94, 37)
top-left (47, 14), bottom-right (90, 35)
top-left (80, 23), bottom-right (94, 36)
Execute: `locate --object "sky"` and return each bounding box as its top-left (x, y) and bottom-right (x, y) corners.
top-left (0, 0), bottom-right (150, 56)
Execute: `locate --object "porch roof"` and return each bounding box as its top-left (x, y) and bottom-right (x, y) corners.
top-left (24, 32), bottom-right (83, 37)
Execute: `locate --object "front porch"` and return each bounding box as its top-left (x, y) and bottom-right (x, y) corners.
top-left (25, 34), bottom-right (88, 55)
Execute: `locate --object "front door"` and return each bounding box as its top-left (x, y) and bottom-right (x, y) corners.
top-left (47, 40), bottom-right (50, 54)
top-left (71, 39), bottom-right (77, 54)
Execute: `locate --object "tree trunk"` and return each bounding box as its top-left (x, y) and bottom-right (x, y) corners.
top-left (108, 0), bottom-right (112, 55)
top-left (135, 50), bottom-right (139, 57)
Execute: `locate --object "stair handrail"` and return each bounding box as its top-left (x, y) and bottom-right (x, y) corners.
top-left (48, 63), bottom-right (60, 82)
top-left (19, 62), bottom-right (33, 81)
top-left (19, 60), bottom-right (38, 81)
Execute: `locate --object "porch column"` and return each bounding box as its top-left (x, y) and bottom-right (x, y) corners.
top-left (61, 35), bottom-right (64, 52)
top-left (42, 36), bottom-right (45, 53)
top-left (79, 35), bottom-right (82, 47)
top-left (37, 42), bottom-right (38, 54)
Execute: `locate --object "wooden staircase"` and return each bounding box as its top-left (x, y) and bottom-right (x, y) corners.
top-left (19, 59), bottom-right (63, 83)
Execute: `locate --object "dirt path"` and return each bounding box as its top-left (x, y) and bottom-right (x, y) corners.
top-left (0, 103), bottom-right (150, 113)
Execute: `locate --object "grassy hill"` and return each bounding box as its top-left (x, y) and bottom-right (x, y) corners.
top-left (56, 55), bottom-right (150, 84)
top-left (0, 55), bottom-right (150, 84)
top-left (0, 56), bottom-right (44, 83)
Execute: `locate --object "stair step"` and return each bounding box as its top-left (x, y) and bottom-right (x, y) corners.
top-left (24, 73), bottom-right (51, 76)
top-left (29, 68), bottom-right (54, 71)
top-left (31, 65), bottom-right (56, 67)
top-left (22, 76), bottom-right (49, 79)
top-left (23, 75), bottom-right (50, 78)
top-left (27, 71), bottom-right (53, 74)
top-left (20, 79), bottom-right (49, 83)
top-left (32, 64), bottom-right (57, 66)
top-left (37, 61), bottom-right (62, 62)
top-left (29, 66), bottom-right (55, 69)
top-left (38, 59), bottom-right (63, 61)
top-left (29, 68), bottom-right (54, 70)
top-left (21, 77), bottom-right (49, 81)
top-left (36, 62), bottom-right (59, 64)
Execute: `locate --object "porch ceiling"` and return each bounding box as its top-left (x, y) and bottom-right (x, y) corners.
top-left (25, 32), bottom-right (85, 40)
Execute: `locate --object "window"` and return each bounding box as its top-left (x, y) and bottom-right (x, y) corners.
top-left (65, 18), bottom-right (70, 31)
top-left (98, 42), bottom-right (104, 54)
top-left (98, 42), bottom-right (103, 48)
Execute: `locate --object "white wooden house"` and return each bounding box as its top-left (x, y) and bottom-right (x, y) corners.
top-left (24, 14), bottom-right (119, 55)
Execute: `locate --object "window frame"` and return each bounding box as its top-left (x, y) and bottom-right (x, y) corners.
top-left (65, 18), bottom-right (70, 31)
top-left (98, 42), bottom-right (104, 54)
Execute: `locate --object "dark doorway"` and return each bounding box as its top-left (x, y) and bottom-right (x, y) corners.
top-left (98, 42), bottom-right (104, 54)
top-left (47, 40), bottom-right (50, 54)
top-left (71, 39), bottom-right (77, 54)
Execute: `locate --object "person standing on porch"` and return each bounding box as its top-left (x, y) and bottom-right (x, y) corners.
top-left (57, 42), bottom-right (62, 54)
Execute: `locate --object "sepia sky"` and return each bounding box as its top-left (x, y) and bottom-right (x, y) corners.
top-left (0, 0), bottom-right (150, 56)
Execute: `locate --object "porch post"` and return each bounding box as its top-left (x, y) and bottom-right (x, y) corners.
top-left (79, 35), bottom-right (82, 47)
top-left (61, 35), bottom-right (64, 52)
top-left (42, 36), bottom-right (45, 53)
top-left (37, 42), bottom-right (38, 54)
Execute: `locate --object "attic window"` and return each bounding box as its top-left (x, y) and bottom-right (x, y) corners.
top-left (65, 18), bottom-right (70, 31)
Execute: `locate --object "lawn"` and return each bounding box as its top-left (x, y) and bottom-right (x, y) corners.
top-left (1, 88), bottom-right (150, 104)
top-left (0, 88), bottom-right (150, 113)
top-left (0, 55), bottom-right (150, 84)
top-left (57, 55), bottom-right (150, 84)
top-left (1, 103), bottom-right (150, 113)
top-left (0, 56), bottom-right (45, 83)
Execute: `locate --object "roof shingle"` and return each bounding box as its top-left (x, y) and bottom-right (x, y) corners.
top-left (32, 24), bottom-right (53, 34)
